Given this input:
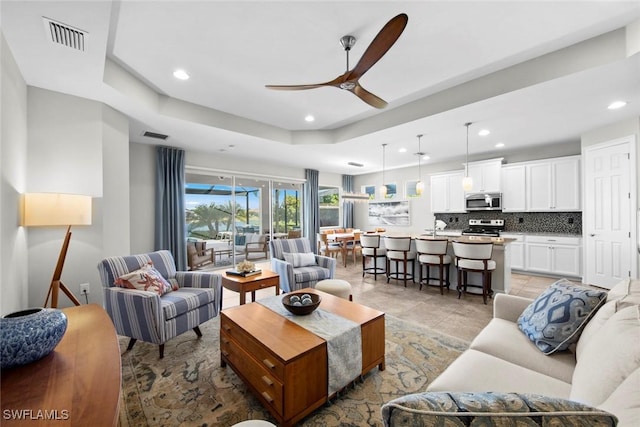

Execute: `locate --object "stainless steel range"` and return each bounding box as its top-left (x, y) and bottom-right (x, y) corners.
top-left (462, 219), bottom-right (505, 237)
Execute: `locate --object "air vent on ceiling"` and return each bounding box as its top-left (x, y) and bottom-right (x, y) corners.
top-left (143, 131), bottom-right (169, 140)
top-left (43, 17), bottom-right (87, 51)
top-left (347, 161), bottom-right (364, 167)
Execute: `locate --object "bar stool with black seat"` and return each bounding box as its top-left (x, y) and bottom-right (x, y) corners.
top-left (384, 236), bottom-right (416, 287)
top-left (452, 240), bottom-right (496, 304)
top-left (415, 237), bottom-right (451, 295)
top-left (360, 233), bottom-right (386, 280)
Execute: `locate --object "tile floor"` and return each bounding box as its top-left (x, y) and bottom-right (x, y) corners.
top-left (218, 258), bottom-right (574, 342)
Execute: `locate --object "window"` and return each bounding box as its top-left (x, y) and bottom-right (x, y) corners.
top-left (319, 186), bottom-right (339, 227)
top-left (363, 185), bottom-right (376, 200)
top-left (405, 180), bottom-right (421, 198)
top-left (381, 183), bottom-right (397, 199)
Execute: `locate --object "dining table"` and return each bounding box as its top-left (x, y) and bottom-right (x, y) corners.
top-left (326, 232), bottom-right (361, 267)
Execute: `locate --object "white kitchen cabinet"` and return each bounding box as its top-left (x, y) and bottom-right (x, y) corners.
top-left (525, 235), bottom-right (582, 277)
top-left (526, 156), bottom-right (581, 211)
top-left (466, 158), bottom-right (503, 193)
top-left (430, 171), bottom-right (465, 213)
top-left (501, 233), bottom-right (525, 270)
top-left (501, 164), bottom-right (526, 212)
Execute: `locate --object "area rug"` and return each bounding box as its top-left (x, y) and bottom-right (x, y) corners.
top-left (118, 314), bottom-right (468, 427)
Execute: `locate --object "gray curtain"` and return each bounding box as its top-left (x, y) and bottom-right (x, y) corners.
top-left (303, 169), bottom-right (319, 254)
top-left (155, 146), bottom-right (187, 270)
top-left (342, 174), bottom-right (354, 229)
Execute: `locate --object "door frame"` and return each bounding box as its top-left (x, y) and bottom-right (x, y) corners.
top-left (582, 135), bottom-right (638, 285)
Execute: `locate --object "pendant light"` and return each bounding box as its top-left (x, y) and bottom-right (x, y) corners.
top-left (379, 143), bottom-right (387, 198)
top-left (462, 122), bottom-right (473, 192)
top-left (415, 134), bottom-right (424, 196)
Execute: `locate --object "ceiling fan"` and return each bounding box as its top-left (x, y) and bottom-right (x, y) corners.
top-left (265, 13), bottom-right (408, 109)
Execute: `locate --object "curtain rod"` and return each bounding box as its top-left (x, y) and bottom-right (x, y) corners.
top-left (186, 165), bottom-right (307, 183)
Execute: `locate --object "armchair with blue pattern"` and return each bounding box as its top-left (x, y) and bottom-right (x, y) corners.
top-left (97, 250), bottom-right (222, 358)
top-left (269, 237), bottom-right (336, 293)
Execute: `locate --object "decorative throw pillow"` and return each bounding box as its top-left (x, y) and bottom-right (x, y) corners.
top-left (282, 252), bottom-right (317, 267)
top-left (517, 279), bottom-right (607, 354)
top-left (114, 262), bottom-right (175, 295)
top-left (381, 392), bottom-right (617, 427)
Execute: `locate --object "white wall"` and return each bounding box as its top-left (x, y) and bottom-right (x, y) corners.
top-left (25, 88), bottom-right (129, 308)
top-left (1, 34), bottom-right (28, 315)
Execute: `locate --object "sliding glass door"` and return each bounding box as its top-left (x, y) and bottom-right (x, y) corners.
top-left (185, 172), bottom-right (303, 269)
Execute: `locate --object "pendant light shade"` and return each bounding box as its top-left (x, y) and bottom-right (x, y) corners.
top-left (415, 134), bottom-right (424, 195)
top-left (379, 143), bottom-right (387, 198)
top-left (462, 122), bottom-right (473, 191)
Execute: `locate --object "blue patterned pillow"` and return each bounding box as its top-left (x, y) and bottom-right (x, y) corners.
top-left (381, 392), bottom-right (617, 427)
top-left (518, 279), bottom-right (606, 354)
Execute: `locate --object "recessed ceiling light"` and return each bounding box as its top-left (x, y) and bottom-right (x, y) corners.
top-left (422, 154), bottom-right (430, 160)
top-left (495, 142), bottom-right (505, 148)
top-left (398, 148), bottom-right (407, 153)
top-left (478, 129), bottom-right (490, 136)
top-left (304, 114), bottom-right (315, 122)
top-left (607, 101), bottom-right (627, 110)
top-left (173, 69), bottom-right (190, 80)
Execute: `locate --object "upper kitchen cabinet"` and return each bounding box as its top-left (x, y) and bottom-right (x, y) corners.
top-left (526, 155), bottom-right (581, 211)
top-left (501, 164), bottom-right (526, 212)
top-left (466, 158), bottom-right (503, 193)
top-left (430, 170), bottom-right (466, 213)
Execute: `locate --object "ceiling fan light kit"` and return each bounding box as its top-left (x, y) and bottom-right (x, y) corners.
top-left (266, 13), bottom-right (408, 109)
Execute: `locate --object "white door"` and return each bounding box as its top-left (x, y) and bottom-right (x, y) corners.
top-left (584, 138), bottom-right (636, 288)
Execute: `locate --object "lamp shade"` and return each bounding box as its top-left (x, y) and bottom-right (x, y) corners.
top-left (22, 193), bottom-right (92, 226)
top-left (462, 176), bottom-right (474, 192)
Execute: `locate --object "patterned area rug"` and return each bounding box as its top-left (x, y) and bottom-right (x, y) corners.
top-left (118, 314), bottom-right (467, 427)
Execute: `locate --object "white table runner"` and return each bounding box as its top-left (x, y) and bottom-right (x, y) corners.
top-left (257, 294), bottom-right (362, 396)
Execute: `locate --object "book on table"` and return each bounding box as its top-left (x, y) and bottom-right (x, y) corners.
top-left (226, 269), bottom-right (262, 277)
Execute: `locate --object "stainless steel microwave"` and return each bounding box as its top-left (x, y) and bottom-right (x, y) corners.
top-left (465, 193), bottom-right (502, 211)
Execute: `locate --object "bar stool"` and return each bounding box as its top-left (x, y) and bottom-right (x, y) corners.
top-left (384, 236), bottom-right (416, 287)
top-left (415, 238), bottom-right (451, 295)
top-left (452, 241), bottom-right (496, 304)
top-left (360, 234), bottom-right (386, 280)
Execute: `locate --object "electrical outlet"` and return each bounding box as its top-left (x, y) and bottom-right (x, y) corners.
top-left (80, 283), bottom-right (90, 295)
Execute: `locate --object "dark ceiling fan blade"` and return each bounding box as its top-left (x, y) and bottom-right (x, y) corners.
top-left (265, 83), bottom-right (329, 91)
top-left (347, 13), bottom-right (408, 81)
top-left (350, 83), bottom-right (387, 109)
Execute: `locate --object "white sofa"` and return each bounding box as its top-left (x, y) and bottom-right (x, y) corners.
top-left (382, 279), bottom-right (640, 426)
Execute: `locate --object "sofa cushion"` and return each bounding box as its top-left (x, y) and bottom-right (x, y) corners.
top-left (517, 279), bottom-right (607, 354)
top-left (570, 304), bottom-right (640, 407)
top-left (426, 349), bottom-right (572, 398)
top-left (606, 278), bottom-right (640, 302)
top-left (470, 318), bottom-right (576, 383)
top-left (381, 392), bottom-right (617, 427)
top-left (598, 367), bottom-right (640, 427)
top-left (576, 292), bottom-right (640, 360)
top-left (160, 287), bottom-right (217, 320)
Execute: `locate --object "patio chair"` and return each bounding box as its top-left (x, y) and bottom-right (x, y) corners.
top-left (187, 241), bottom-right (214, 270)
top-left (270, 237), bottom-right (336, 293)
top-left (97, 250), bottom-right (223, 358)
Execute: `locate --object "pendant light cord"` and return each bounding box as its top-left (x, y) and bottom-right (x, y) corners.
top-left (464, 122), bottom-right (472, 176)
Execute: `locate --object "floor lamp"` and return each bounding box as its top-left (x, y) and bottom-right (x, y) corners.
top-left (22, 193), bottom-right (92, 308)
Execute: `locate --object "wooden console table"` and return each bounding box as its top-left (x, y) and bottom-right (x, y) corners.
top-left (1, 304), bottom-right (121, 426)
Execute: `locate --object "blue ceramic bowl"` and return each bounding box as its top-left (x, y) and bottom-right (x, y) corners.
top-left (1, 308), bottom-right (67, 369)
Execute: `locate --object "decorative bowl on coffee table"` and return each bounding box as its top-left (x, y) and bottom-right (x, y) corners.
top-left (282, 292), bottom-right (321, 315)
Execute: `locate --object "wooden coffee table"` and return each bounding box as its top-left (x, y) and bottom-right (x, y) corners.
top-left (221, 269), bottom-right (280, 305)
top-left (220, 289), bottom-right (385, 427)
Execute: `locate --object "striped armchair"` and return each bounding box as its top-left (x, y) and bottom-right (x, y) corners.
top-left (270, 237), bottom-right (336, 293)
top-left (97, 250), bottom-right (222, 358)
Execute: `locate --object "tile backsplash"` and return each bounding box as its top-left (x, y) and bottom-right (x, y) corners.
top-left (435, 211), bottom-right (582, 235)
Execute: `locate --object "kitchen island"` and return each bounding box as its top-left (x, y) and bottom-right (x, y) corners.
top-left (379, 233), bottom-right (515, 295)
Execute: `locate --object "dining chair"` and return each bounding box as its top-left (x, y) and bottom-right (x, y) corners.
top-left (415, 238), bottom-right (451, 295)
top-left (384, 236), bottom-right (416, 287)
top-left (317, 233), bottom-right (342, 259)
top-left (452, 241), bottom-right (496, 304)
top-left (360, 234), bottom-right (386, 280)
top-left (341, 231), bottom-right (362, 267)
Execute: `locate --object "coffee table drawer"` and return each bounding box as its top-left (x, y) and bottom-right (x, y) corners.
top-left (221, 331), bottom-right (284, 414)
top-left (221, 315), bottom-right (285, 379)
